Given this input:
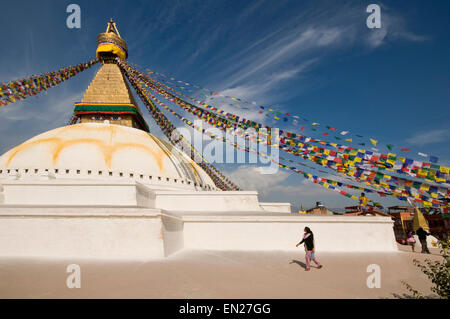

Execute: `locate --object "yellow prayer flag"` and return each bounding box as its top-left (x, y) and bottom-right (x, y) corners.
top-left (370, 139), bottom-right (378, 146)
top-left (413, 206), bottom-right (429, 230)
top-left (440, 166), bottom-right (450, 174)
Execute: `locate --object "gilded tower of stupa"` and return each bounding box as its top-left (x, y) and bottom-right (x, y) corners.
top-left (73, 19), bottom-right (149, 131)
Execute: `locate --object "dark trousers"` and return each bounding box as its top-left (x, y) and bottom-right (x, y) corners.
top-left (420, 239), bottom-right (430, 254)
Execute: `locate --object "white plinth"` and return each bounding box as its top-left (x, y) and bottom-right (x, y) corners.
top-left (0, 207), bottom-right (181, 259)
top-left (179, 212), bottom-right (397, 252)
top-left (0, 179), bottom-right (398, 259)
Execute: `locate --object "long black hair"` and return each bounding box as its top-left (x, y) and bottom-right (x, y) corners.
top-left (304, 227), bottom-right (313, 234)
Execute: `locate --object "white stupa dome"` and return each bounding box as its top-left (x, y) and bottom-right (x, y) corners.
top-left (0, 123), bottom-right (217, 191)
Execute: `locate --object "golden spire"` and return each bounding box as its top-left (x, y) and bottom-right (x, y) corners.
top-left (105, 18), bottom-right (121, 37)
top-left (96, 18), bottom-right (128, 61)
top-left (72, 19), bottom-right (149, 132)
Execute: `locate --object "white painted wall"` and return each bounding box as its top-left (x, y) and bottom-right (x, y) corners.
top-left (161, 214), bottom-right (184, 257)
top-left (0, 180), bottom-right (399, 259)
top-left (0, 208), bottom-right (166, 259)
top-left (0, 207), bottom-right (398, 259)
top-left (1, 181), bottom-right (278, 213)
top-left (0, 184), bottom-right (4, 204)
top-left (2, 182), bottom-right (138, 206)
top-left (181, 214), bottom-right (398, 252)
top-left (151, 190), bottom-right (263, 212)
top-left (260, 202), bottom-right (291, 213)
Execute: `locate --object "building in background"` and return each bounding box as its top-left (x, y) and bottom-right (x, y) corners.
top-left (304, 202), bottom-right (337, 215)
top-left (387, 206), bottom-right (449, 242)
top-left (343, 205), bottom-right (391, 217)
top-left (388, 206), bottom-right (415, 242)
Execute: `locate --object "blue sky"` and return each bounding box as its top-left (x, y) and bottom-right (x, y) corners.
top-left (0, 0), bottom-right (449, 209)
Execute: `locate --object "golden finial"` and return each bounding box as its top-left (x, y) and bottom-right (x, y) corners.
top-left (96, 19), bottom-right (128, 61)
top-left (105, 18), bottom-right (122, 38)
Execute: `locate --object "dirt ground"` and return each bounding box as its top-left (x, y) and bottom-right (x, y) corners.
top-left (0, 244), bottom-right (443, 298)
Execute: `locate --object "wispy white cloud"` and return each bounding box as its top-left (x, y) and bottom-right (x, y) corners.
top-left (226, 165), bottom-right (291, 197)
top-left (366, 28), bottom-right (388, 48)
top-left (203, 2), bottom-right (427, 96)
top-left (365, 7), bottom-right (428, 48)
top-left (205, 59), bottom-right (317, 122)
top-left (0, 86), bottom-right (85, 154)
top-left (226, 165), bottom-right (342, 198)
top-left (406, 129), bottom-right (450, 146)
top-left (225, 164), bottom-right (356, 208)
top-left (214, 26), bottom-right (348, 89)
top-left (0, 89), bottom-right (83, 123)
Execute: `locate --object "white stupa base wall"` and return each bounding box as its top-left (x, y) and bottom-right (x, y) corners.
top-left (0, 179), bottom-right (397, 259)
top-left (0, 208), bottom-right (171, 259)
top-left (0, 208), bottom-right (397, 259)
top-left (259, 202), bottom-right (292, 213)
top-left (0, 181), bottom-right (280, 212)
top-left (180, 213), bottom-right (398, 252)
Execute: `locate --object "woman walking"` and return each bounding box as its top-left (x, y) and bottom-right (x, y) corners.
top-left (407, 231), bottom-right (416, 252)
top-left (416, 227), bottom-right (431, 254)
top-left (296, 227), bottom-right (323, 271)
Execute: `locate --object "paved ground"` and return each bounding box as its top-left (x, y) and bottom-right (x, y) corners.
top-left (0, 245), bottom-right (444, 298)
